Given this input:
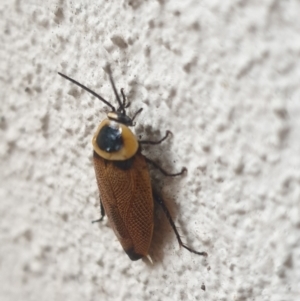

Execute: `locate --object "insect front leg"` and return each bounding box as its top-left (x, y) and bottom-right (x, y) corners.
top-left (120, 88), bottom-right (130, 108)
top-left (152, 190), bottom-right (207, 257)
top-left (92, 198), bottom-right (105, 223)
top-left (139, 130), bottom-right (172, 145)
top-left (141, 131), bottom-right (186, 176)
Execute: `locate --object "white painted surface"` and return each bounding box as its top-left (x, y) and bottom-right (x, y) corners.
top-left (1, 1), bottom-right (299, 300)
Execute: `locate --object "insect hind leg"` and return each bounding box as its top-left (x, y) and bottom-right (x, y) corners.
top-left (153, 190), bottom-right (207, 257)
top-left (92, 199), bottom-right (106, 223)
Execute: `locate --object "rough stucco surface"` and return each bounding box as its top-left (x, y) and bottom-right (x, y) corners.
top-left (1, 0), bottom-right (300, 300)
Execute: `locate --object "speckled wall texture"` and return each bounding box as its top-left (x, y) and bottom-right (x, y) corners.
top-left (1, 1), bottom-right (299, 300)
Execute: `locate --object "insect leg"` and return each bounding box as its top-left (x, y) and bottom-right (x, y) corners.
top-left (139, 130), bottom-right (172, 145)
top-left (131, 108), bottom-right (143, 123)
top-left (92, 199), bottom-right (106, 223)
top-left (120, 88), bottom-right (130, 108)
top-left (153, 190), bottom-right (207, 257)
top-left (145, 156), bottom-right (187, 177)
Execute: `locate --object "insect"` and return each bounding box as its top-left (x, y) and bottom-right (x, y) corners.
top-left (58, 66), bottom-right (207, 261)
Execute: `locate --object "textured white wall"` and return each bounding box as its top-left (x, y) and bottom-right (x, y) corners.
top-left (1, 0), bottom-right (299, 300)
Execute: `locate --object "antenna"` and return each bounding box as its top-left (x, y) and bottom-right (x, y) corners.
top-left (106, 65), bottom-right (125, 114)
top-left (58, 72), bottom-right (116, 111)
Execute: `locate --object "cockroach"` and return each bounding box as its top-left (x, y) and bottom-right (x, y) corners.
top-left (58, 66), bottom-right (207, 261)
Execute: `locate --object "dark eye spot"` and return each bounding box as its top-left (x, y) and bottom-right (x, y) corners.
top-left (96, 125), bottom-right (123, 152)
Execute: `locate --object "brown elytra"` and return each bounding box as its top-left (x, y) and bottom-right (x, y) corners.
top-left (93, 150), bottom-right (154, 260)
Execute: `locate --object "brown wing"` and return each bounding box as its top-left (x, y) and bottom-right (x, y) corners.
top-left (93, 151), bottom-right (154, 260)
